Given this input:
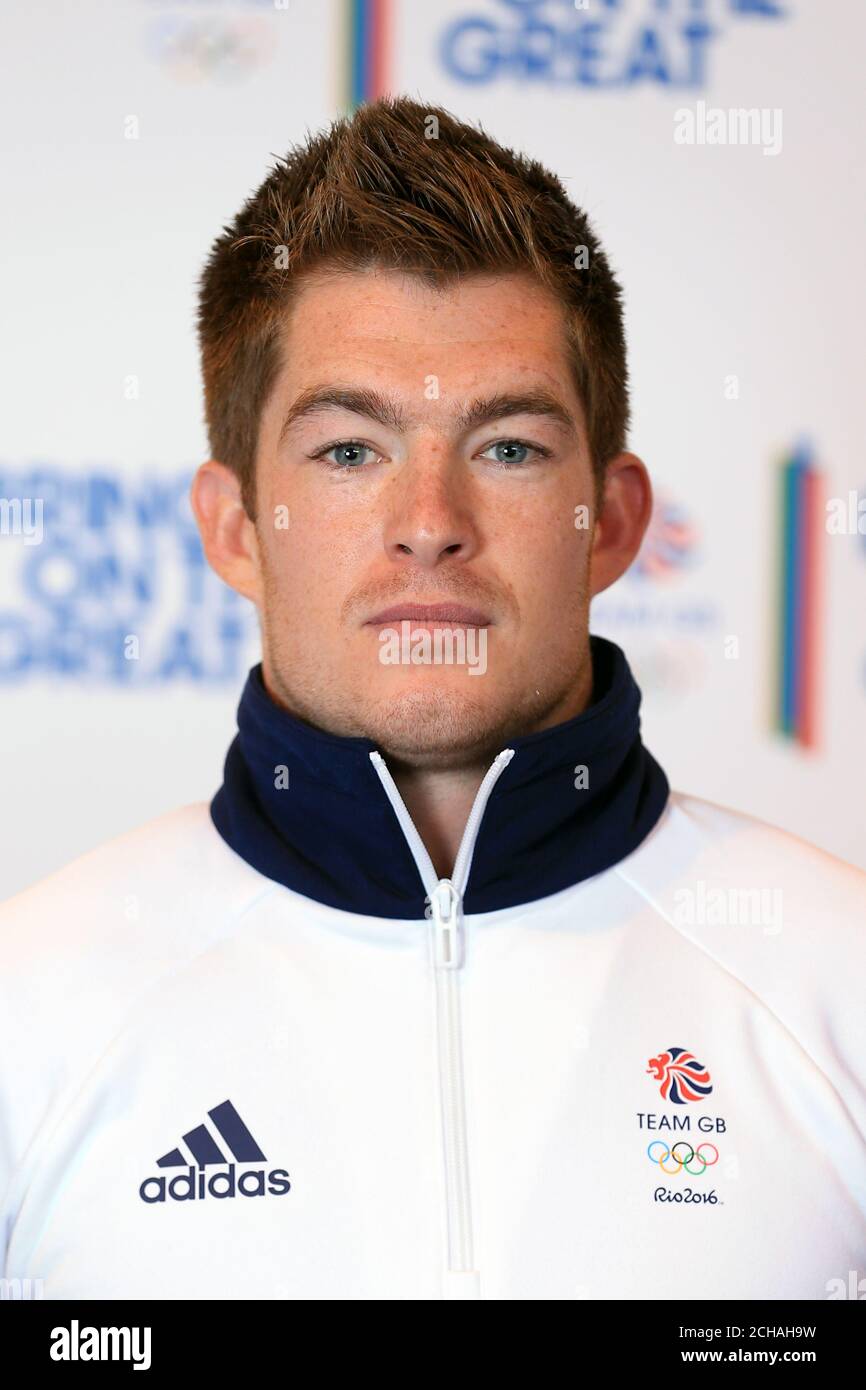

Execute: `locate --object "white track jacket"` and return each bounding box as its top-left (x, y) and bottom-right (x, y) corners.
top-left (1, 641), bottom-right (865, 1301)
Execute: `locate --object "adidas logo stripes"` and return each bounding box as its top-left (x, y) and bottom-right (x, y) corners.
top-left (139, 1099), bottom-right (290, 1204)
top-left (156, 1099), bottom-right (267, 1169)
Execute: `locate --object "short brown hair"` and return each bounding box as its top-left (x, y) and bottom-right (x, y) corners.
top-left (197, 95), bottom-right (629, 518)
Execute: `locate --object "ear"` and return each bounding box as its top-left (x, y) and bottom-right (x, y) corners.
top-left (190, 460), bottom-right (262, 605)
top-left (589, 452), bottom-right (653, 598)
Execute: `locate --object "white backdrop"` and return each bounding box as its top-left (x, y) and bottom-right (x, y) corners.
top-left (1, 0), bottom-right (864, 900)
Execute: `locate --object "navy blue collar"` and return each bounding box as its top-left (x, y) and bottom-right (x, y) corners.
top-left (210, 635), bottom-right (670, 919)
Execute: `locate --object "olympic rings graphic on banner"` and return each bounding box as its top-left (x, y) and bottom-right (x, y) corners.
top-left (647, 1140), bottom-right (719, 1175)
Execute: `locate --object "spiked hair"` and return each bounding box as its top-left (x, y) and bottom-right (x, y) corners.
top-left (197, 95), bottom-right (630, 517)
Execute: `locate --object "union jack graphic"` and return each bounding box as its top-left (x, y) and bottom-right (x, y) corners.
top-left (646, 1046), bottom-right (713, 1104)
top-left (633, 497), bottom-right (698, 580)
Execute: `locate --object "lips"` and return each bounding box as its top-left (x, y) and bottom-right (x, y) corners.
top-left (365, 602), bottom-right (492, 627)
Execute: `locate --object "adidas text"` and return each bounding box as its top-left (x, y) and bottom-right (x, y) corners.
top-left (139, 1164), bottom-right (291, 1203)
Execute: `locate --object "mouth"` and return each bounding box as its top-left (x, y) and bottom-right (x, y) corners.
top-left (364, 602), bottom-right (492, 628)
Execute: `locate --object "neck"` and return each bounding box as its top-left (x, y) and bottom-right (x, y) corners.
top-left (381, 659), bottom-right (596, 878)
top-left (210, 634), bottom-right (671, 919)
top-left (379, 764), bottom-right (485, 880)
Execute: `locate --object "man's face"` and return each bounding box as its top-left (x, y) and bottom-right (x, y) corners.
top-left (242, 267), bottom-right (612, 766)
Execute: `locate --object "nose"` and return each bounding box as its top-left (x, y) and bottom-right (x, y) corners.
top-left (382, 448), bottom-right (480, 569)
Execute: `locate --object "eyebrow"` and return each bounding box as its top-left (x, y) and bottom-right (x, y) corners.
top-left (277, 385), bottom-right (579, 447)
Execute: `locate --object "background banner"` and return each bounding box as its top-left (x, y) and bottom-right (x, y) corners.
top-left (1, 0), bottom-right (863, 896)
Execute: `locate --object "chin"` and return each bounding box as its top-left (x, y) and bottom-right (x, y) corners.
top-left (362, 681), bottom-right (509, 762)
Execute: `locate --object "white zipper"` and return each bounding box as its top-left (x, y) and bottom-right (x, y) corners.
top-left (369, 747), bottom-right (515, 1299)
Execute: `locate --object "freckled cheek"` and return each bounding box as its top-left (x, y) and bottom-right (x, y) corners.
top-left (260, 505), bottom-right (367, 616)
top-left (493, 500), bottom-right (589, 606)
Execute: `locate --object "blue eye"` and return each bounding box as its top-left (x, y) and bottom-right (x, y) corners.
top-left (479, 439), bottom-right (549, 466)
top-left (317, 441), bottom-right (374, 469)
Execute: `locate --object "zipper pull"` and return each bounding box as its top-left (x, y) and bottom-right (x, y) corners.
top-left (428, 879), bottom-right (463, 970)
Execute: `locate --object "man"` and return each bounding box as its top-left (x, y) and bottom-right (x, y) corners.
top-left (1, 96), bottom-right (864, 1302)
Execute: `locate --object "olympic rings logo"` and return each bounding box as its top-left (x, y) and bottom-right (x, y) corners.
top-left (647, 1141), bottom-right (719, 1176)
